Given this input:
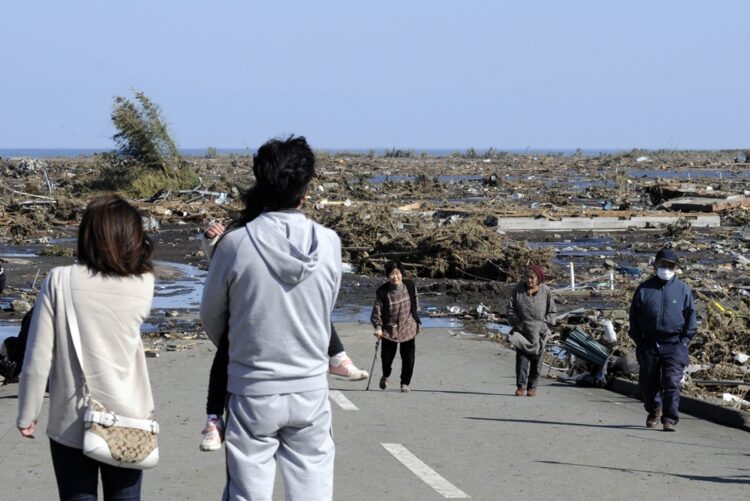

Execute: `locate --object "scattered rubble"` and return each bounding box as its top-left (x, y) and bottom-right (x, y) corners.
top-left (1, 150), bottom-right (748, 409)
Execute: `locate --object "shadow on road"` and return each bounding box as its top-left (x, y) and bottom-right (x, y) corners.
top-left (338, 388), bottom-right (515, 397)
top-left (625, 433), bottom-right (749, 452)
top-left (464, 416), bottom-right (643, 430)
top-left (537, 460), bottom-right (750, 485)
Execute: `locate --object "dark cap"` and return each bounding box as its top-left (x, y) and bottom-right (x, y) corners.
top-left (655, 248), bottom-right (678, 264)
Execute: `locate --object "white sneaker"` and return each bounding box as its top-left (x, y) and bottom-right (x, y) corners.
top-left (199, 417), bottom-right (224, 451)
top-left (329, 352), bottom-right (369, 381)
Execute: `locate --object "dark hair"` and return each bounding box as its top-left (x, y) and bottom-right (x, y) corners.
top-left (77, 193), bottom-right (153, 276)
top-left (384, 260), bottom-right (403, 276)
top-left (228, 136), bottom-right (315, 230)
top-left (252, 135), bottom-right (315, 210)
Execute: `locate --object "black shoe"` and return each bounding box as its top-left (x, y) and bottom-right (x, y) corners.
top-left (379, 377), bottom-right (388, 390)
top-left (646, 409), bottom-right (661, 428)
top-left (0, 358), bottom-right (17, 380)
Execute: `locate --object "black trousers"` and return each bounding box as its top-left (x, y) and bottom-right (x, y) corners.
top-left (49, 439), bottom-right (143, 501)
top-left (381, 338), bottom-right (416, 385)
top-left (206, 325), bottom-right (345, 415)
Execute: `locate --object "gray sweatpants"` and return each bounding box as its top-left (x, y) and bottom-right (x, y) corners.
top-left (224, 388), bottom-right (335, 501)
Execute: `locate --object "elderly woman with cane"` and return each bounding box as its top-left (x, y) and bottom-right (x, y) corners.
top-left (370, 260), bottom-right (421, 393)
top-left (507, 265), bottom-right (556, 397)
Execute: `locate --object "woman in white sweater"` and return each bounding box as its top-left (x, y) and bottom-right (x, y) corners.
top-left (17, 194), bottom-right (155, 501)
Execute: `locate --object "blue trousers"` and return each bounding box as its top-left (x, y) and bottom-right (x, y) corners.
top-left (636, 342), bottom-right (688, 425)
top-left (49, 439), bottom-right (143, 501)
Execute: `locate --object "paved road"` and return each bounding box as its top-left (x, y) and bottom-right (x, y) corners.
top-left (1, 323), bottom-right (747, 500)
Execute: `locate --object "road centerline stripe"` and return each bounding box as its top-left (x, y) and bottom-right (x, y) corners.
top-left (329, 390), bottom-right (359, 410)
top-left (382, 443), bottom-right (470, 499)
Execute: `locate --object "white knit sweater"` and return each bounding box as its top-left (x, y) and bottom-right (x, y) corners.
top-left (17, 264), bottom-right (154, 448)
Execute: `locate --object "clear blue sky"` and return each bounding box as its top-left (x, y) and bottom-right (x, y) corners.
top-left (1, 1), bottom-right (748, 150)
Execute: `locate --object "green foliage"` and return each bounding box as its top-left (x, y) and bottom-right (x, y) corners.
top-left (93, 91), bottom-right (199, 197)
top-left (464, 147), bottom-right (478, 159)
top-left (39, 245), bottom-right (76, 257)
top-left (111, 92), bottom-right (181, 176)
top-left (205, 147), bottom-right (218, 159)
top-left (383, 147), bottom-right (415, 158)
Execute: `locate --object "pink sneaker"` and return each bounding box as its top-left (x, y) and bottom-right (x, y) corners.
top-left (329, 353), bottom-right (369, 381)
top-left (199, 417), bottom-right (224, 451)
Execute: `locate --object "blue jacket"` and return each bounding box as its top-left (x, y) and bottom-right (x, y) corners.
top-left (628, 274), bottom-right (697, 345)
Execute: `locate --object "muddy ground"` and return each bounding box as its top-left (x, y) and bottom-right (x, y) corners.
top-left (1, 151), bottom-right (748, 408)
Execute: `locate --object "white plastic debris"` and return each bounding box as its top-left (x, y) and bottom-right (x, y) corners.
top-left (142, 216), bottom-right (160, 232)
top-left (733, 352), bottom-right (749, 364)
top-left (636, 156), bottom-right (650, 163)
top-left (492, 324), bottom-right (513, 335)
top-left (214, 192), bottom-right (229, 205)
top-left (684, 364), bottom-right (710, 374)
top-left (722, 393), bottom-right (750, 409)
top-left (601, 319), bottom-right (617, 344)
top-left (341, 262), bottom-right (355, 273)
top-left (448, 306), bottom-right (461, 314)
top-left (511, 192), bottom-right (524, 200)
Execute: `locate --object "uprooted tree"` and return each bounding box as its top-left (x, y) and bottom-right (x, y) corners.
top-left (96, 91), bottom-right (198, 196)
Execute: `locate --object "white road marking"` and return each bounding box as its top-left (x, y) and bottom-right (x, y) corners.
top-left (382, 443), bottom-right (470, 499)
top-left (329, 390), bottom-right (359, 410)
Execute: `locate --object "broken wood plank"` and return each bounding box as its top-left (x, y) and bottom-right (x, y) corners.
top-left (495, 214), bottom-right (720, 232)
top-left (659, 196), bottom-right (750, 213)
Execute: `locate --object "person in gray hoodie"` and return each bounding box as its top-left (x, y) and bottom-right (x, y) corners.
top-left (200, 136), bottom-right (339, 501)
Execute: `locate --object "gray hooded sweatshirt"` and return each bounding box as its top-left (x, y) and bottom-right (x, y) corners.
top-left (200, 210), bottom-right (342, 396)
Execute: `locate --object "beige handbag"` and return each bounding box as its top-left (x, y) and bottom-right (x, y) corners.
top-left (63, 266), bottom-right (159, 469)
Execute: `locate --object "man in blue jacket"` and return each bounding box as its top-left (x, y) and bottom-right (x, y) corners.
top-left (628, 248), bottom-right (697, 432)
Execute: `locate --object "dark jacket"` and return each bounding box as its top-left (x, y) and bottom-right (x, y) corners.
top-left (371, 279), bottom-right (421, 328)
top-left (628, 275), bottom-right (697, 345)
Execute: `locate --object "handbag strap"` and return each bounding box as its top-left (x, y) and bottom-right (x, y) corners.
top-left (62, 266), bottom-right (91, 401)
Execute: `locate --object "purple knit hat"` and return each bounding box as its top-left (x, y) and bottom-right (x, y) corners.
top-left (528, 265), bottom-right (545, 283)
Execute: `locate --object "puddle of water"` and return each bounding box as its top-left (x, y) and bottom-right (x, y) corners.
top-left (366, 175), bottom-right (484, 184)
top-left (486, 323), bottom-right (512, 335)
top-left (627, 169), bottom-right (749, 180)
top-left (0, 323), bottom-right (21, 344)
top-left (0, 259), bottom-right (528, 339)
top-left (422, 316), bottom-right (464, 328)
top-left (152, 261), bottom-right (207, 310)
top-left (332, 304), bottom-right (466, 329)
top-left (528, 237), bottom-right (616, 249)
top-left (544, 179), bottom-right (615, 190)
top-left (46, 237), bottom-right (77, 244)
top-left (0, 252), bottom-right (38, 258)
top-left (331, 305), bottom-right (371, 324)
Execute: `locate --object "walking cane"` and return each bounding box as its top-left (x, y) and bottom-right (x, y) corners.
top-left (365, 337), bottom-right (381, 391)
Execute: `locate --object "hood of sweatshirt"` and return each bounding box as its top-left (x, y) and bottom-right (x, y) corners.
top-left (247, 210), bottom-right (321, 284)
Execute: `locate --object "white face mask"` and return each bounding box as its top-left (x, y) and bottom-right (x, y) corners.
top-left (656, 268), bottom-right (675, 281)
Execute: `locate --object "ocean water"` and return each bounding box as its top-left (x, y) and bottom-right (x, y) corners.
top-left (0, 147), bottom-right (628, 159)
